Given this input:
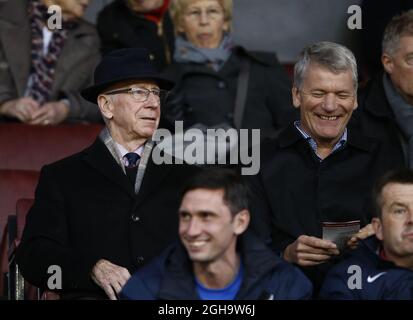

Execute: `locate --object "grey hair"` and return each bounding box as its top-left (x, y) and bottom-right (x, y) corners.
top-left (97, 94), bottom-right (117, 126)
top-left (293, 41), bottom-right (358, 92)
top-left (382, 10), bottom-right (413, 56)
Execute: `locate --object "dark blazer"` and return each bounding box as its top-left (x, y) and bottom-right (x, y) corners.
top-left (120, 232), bottom-right (313, 300)
top-left (247, 124), bottom-right (394, 289)
top-left (97, 0), bottom-right (175, 71)
top-left (161, 46), bottom-right (298, 139)
top-left (248, 124), bottom-right (394, 249)
top-left (351, 75), bottom-right (407, 169)
top-left (16, 137), bottom-right (198, 298)
top-left (0, 0), bottom-right (101, 122)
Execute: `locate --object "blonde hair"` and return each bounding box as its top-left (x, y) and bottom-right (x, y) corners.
top-left (169, 0), bottom-right (233, 31)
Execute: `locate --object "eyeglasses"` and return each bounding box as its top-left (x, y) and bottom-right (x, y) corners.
top-left (104, 87), bottom-right (168, 102)
top-left (184, 7), bottom-right (224, 21)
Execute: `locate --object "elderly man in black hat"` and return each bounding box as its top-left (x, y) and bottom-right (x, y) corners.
top-left (16, 48), bottom-right (198, 299)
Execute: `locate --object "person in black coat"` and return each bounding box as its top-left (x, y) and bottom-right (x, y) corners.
top-left (120, 169), bottom-right (313, 300)
top-left (352, 10), bottom-right (413, 169)
top-left (16, 48), bottom-right (198, 299)
top-left (161, 0), bottom-right (297, 139)
top-left (97, 0), bottom-right (175, 71)
top-left (247, 42), bottom-right (394, 292)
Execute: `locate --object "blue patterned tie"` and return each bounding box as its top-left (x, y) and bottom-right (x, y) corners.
top-left (123, 152), bottom-right (140, 168)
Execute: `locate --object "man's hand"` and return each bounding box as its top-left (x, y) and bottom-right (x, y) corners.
top-left (29, 100), bottom-right (69, 125)
top-left (347, 223), bottom-right (375, 249)
top-left (91, 259), bottom-right (131, 300)
top-left (0, 97), bottom-right (40, 122)
top-left (283, 235), bottom-right (340, 266)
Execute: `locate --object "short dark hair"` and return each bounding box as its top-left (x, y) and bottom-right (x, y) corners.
top-left (181, 168), bottom-right (248, 216)
top-left (372, 169), bottom-right (413, 218)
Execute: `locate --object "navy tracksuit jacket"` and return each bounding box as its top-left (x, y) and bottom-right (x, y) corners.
top-left (320, 236), bottom-right (413, 300)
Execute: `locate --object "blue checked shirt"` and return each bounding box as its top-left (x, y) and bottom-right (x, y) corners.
top-left (294, 120), bottom-right (347, 161)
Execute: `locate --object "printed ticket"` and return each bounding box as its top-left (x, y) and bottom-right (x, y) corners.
top-left (322, 220), bottom-right (360, 251)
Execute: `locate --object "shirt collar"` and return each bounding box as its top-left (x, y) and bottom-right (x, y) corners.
top-left (115, 142), bottom-right (144, 158)
top-left (294, 120), bottom-right (347, 160)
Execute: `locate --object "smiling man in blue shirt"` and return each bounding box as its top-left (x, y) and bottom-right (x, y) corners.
top-left (247, 42), bottom-right (394, 294)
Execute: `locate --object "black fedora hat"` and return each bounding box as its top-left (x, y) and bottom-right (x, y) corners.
top-left (81, 48), bottom-right (174, 103)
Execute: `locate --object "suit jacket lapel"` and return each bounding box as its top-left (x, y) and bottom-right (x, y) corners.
top-left (133, 149), bottom-right (173, 209)
top-left (83, 138), bottom-right (174, 205)
top-left (0, 0), bottom-right (31, 95)
top-left (53, 23), bottom-right (95, 93)
top-left (83, 138), bottom-right (136, 198)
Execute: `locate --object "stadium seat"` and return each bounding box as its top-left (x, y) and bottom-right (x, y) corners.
top-left (0, 123), bottom-right (103, 171)
top-left (0, 169), bottom-right (38, 298)
top-left (15, 199), bottom-right (34, 243)
top-left (6, 199), bottom-right (59, 300)
top-left (0, 170), bottom-right (39, 236)
top-left (8, 199), bottom-right (38, 300)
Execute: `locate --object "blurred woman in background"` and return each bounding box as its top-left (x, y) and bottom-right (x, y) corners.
top-left (162, 0), bottom-right (297, 139)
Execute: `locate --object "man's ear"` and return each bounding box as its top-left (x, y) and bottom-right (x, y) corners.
top-left (233, 209), bottom-right (250, 235)
top-left (292, 86), bottom-right (301, 109)
top-left (353, 94), bottom-right (358, 111)
top-left (97, 95), bottom-right (114, 120)
top-left (372, 217), bottom-right (383, 241)
top-left (382, 53), bottom-right (394, 75)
